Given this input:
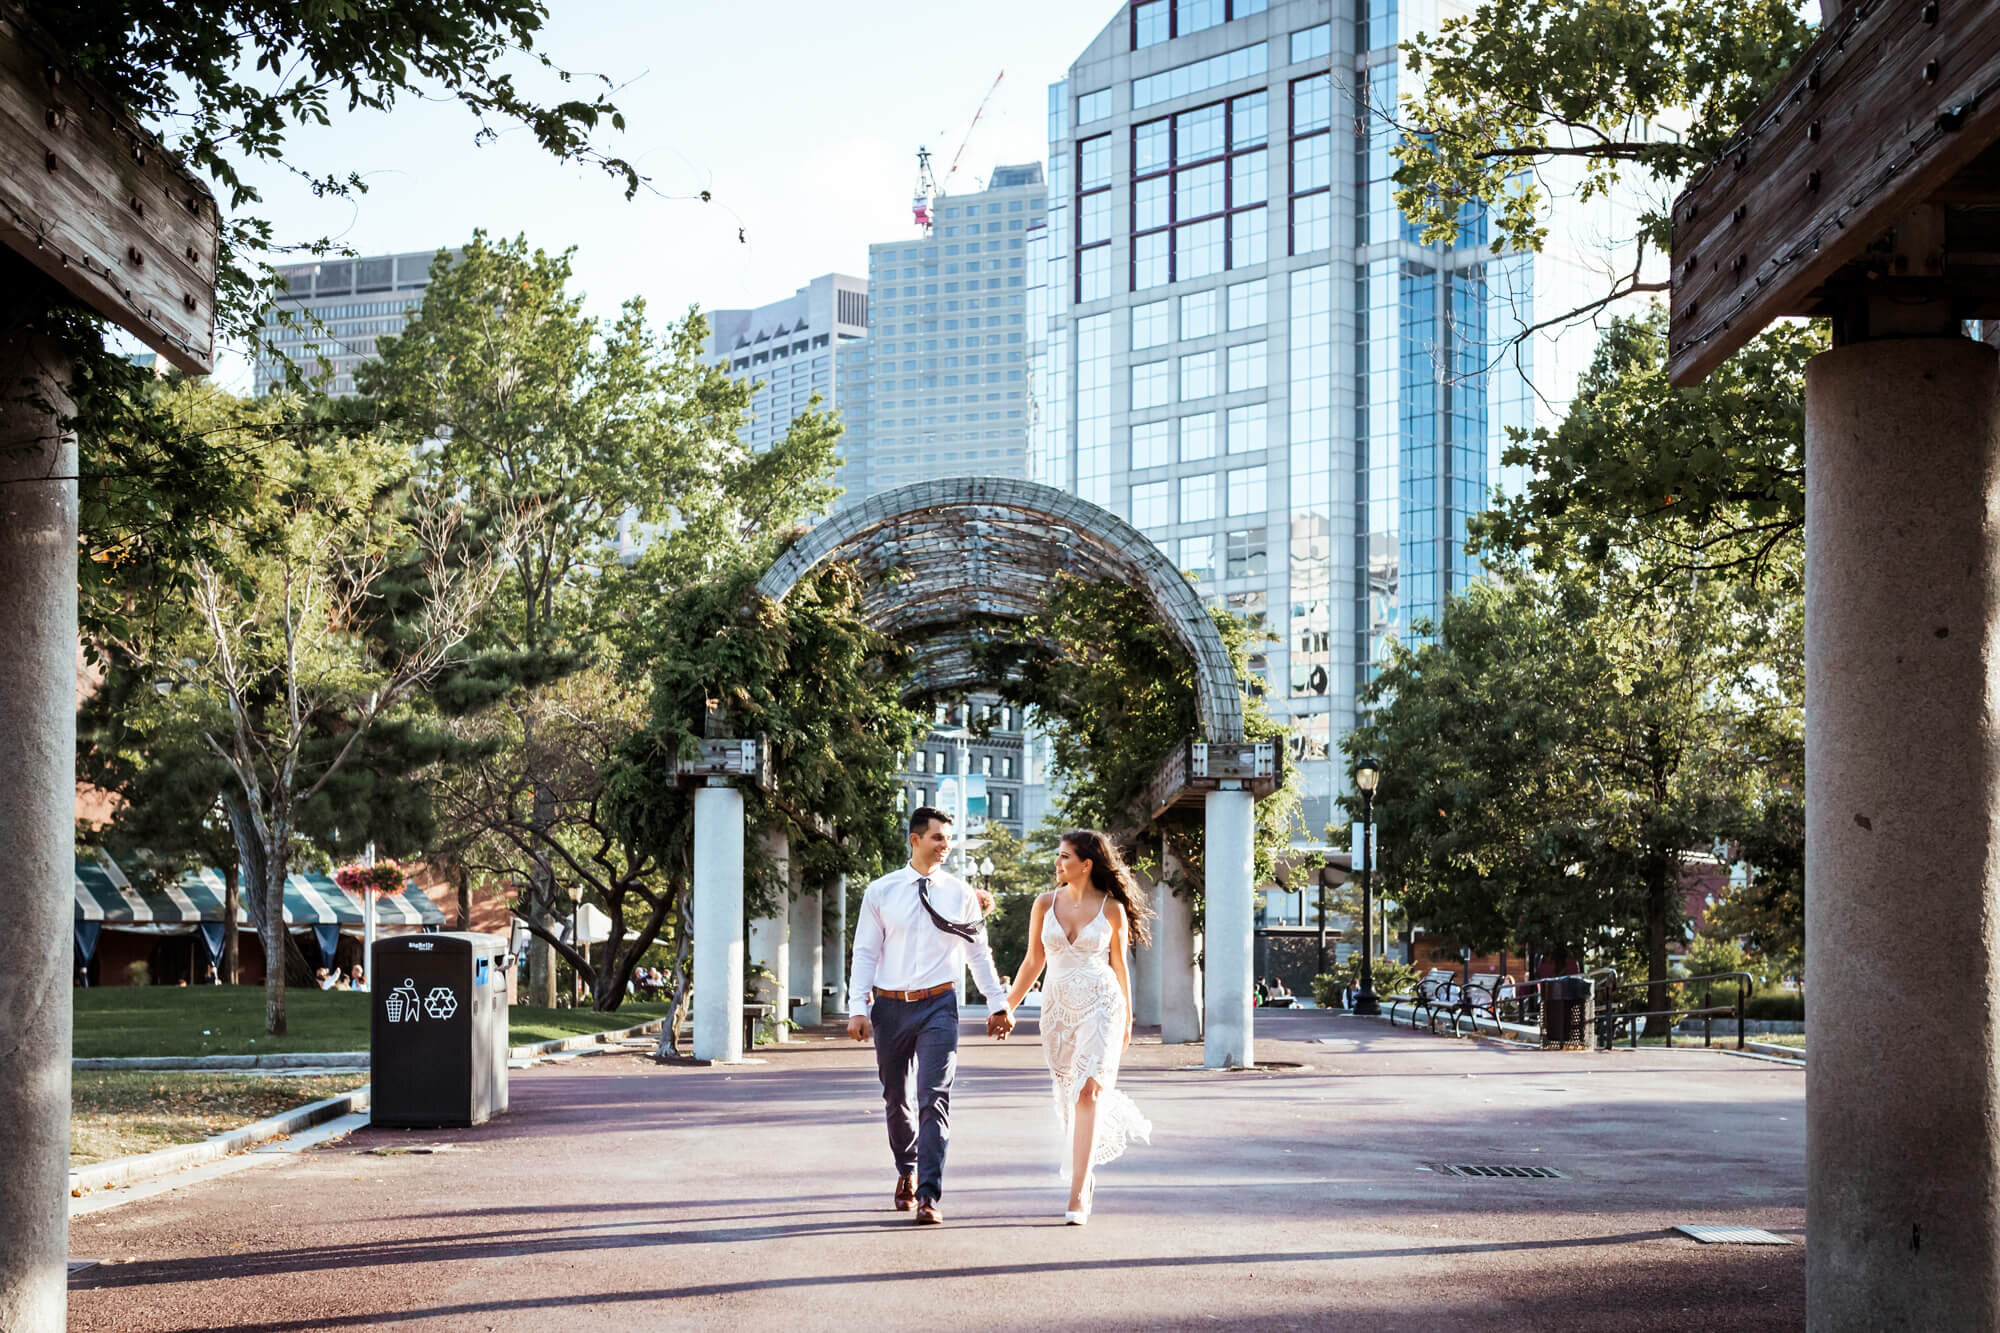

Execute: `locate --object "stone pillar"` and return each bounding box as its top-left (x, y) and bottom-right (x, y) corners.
top-left (692, 782), bottom-right (745, 1062)
top-left (1203, 787), bottom-right (1256, 1069)
top-left (0, 329), bottom-right (74, 1332)
top-left (788, 876), bottom-right (823, 1028)
top-left (748, 829), bottom-right (791, 1043)
top-left (1806, 337), bottom-right (2000, 1330)
top-left (1129, 867), bottom-right (1161, 1027)
top-left (824, 874), bottom-right (848, 1016)
top-left (1156, 843), bottom-right (1203, 1044)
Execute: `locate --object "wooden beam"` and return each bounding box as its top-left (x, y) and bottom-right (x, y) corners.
top-left (0, 6), bottom-right (217, 373)
top-left (1668, 0), bottom-right (2000, 385)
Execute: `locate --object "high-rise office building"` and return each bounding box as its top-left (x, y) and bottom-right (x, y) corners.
top-left (254, 249), bottom-right (455, 397)
top-left (848, 164), bottom-right (1046, 508)
top-left (706, 273), bottom-right (871, 460)
top-left (1038, 0), bottom-right (1533, 833)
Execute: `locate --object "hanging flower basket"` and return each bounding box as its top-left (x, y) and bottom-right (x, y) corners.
top-left (336, 862), bottom-right (406, 898)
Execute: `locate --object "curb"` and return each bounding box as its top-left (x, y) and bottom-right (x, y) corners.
top-left (74, 1015), bottom-right (669, 1072)
top-left (76, 1052), bottom-right (368, 1071)
top-left (508, 1016), bottom-right (664, 1060)
top-left (70, 1085), bottom-right (372, 1196)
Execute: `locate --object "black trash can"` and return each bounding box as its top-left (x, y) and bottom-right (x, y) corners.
top-left (1538, 977), bottom-right (1596, 1051)
top-left (371, 932), bottom-right (511, 1127)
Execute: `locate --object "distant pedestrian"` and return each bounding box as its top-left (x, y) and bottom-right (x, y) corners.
top-left (350, 964), bottom-right (368, 991)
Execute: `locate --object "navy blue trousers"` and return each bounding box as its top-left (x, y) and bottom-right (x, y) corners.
top-left (871, 991), bottom-right (959, 1202)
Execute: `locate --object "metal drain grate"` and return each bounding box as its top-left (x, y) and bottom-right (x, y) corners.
top-left (1673, 1224), bottom-right (1792, 1245)
top-left (1424, 1163), bottom-right (1565, 1179)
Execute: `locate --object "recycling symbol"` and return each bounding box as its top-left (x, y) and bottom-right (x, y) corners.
top-left (422, 986), bottom-right (459, 1020)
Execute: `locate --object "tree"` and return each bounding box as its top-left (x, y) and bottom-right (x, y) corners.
top-left (1474, 309), bottom-right (1819, 587)
top-left (974, 819), bottom-right (1065, 980)
top-left (101, 396), bottom-right (519, 1034)
top-left (359, 233), bottom-right (749, 1003)
top-left (1346, 547), bottom-right (1783, 1033)
top-left (1392, 0), bottom-right (1815, 333)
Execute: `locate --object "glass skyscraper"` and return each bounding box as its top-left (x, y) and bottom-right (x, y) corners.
top-left (1039, 0), bottom-right (1532, 833)
top-left (254, 249), bottom-right (458, 397)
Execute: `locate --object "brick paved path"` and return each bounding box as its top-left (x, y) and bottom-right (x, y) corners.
top-left (70, 1010), bottom-right (1805, 1331)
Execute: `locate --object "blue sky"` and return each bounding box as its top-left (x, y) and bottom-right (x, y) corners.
top-left (211, 0), bottom-right (1124, 388)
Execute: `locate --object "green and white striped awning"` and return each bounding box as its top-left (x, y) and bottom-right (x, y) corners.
top-left (74, 853), bottom-right (444, 929)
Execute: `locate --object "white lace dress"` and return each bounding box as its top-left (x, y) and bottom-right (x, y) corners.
top-left (1039, 896), bottom-right (1152, 1177)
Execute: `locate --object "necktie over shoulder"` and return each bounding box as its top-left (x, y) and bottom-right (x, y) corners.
top-left (916, 876), bottom-right (979, 943)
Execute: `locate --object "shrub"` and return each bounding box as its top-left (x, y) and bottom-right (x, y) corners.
top-left (123, 961), bottom-right (150, 986)
top-left (1745, 988), bottom-right (1804, 1021)
top-left (1312, 956), bottom-right (1419, 1008)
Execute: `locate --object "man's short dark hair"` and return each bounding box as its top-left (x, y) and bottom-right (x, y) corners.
top-left (909, 805), bottom-right (954, 837)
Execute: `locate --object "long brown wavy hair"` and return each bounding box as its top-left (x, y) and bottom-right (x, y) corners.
top-left (1060, 829), bottom-right (1154, 947)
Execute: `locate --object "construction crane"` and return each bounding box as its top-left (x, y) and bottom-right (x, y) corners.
top-left (913, 70), bottom-right (1005, 232)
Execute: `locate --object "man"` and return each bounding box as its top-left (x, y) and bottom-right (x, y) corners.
top-left (848, 806), bottom-right (1014, 1225)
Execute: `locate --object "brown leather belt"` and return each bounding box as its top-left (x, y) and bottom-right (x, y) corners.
top-left (873, 982), bottom-right (956, 1002)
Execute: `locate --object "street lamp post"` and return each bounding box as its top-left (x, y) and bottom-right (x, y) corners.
top-left (1354, 762), bottom-right (1381, 1017)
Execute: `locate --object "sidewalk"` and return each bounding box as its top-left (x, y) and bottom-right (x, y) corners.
top-left (69, 1009), bottom-right (1805, 1331)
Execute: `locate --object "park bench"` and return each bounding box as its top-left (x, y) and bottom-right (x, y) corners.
top-left (1385, 969), bottom-right (1461, 1029)
top-left (742, 1002), bottom-right (774, 1051)
top-left (1460, 973), bottom-right (1526, 1035)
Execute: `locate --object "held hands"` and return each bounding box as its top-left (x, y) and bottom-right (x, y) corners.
top-left (848, 1014), bottom-right (872, 1042)
top-left (986, 1008), bottom-right (1015, 1040)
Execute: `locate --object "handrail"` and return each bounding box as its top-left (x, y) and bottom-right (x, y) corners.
top-left (1599, 970), bottom-right (1752, 1051)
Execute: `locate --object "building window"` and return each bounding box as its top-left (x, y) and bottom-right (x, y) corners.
top-left (1133, 360), bottom-right (1171, 408)
top-left (1076, 133), bottom-right (1114, 303)
top-left (1228, 463), bottom-right (1268, 515)
top-left (1228, 277), bottom-right (1268, 329)
top-left (1133, 420), bottom-right (1171, 469)
top-left (1228, 402), bottom-right (1267, 454)
top-left (1133, 0), bottom-right (1169, 47)
top-left (999, 792), bottom-right (1016, 820)
top-left (1291, 23), bottom-right (1331, 64)
top-left (1179, 533), bottom-right (1218, 582)
top-left (1078, 88), bottom-right (1113, 125)
top-left (1290, 74), bottom-right (1334, 256)
top-left (1180, 411), bottom-right (1218, 461)
top-left (1226, 526), bottom-right (1269, 578)
top-left (1180, 349), bottom-right (1218, 400)
top-left (1181, 288), bottom-right (1219, 339)
top-left (1132, 480), bottom-right (1171, 529)
top-left (1180, 473), bottom-right (1217, 523)
top-left (1132, 300), bottom-right (1170, 350)
top-left (1228, 340), bottom-right (1268, 391)
top-left (1130, 91), bottom-right (1269, 291)
top-left (981, 754), bottom-right (995, 775)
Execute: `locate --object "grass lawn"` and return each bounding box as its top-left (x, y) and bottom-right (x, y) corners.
top-left (71, 1072), bottom-right (366, 1167)
top-left (74, 988), bottom-right (671, 1058)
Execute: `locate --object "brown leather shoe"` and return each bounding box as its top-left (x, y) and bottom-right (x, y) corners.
top-left (894, 1174), bottom-right (917, 1211)
top-left (915, 1198), bottom-right (942, 1225)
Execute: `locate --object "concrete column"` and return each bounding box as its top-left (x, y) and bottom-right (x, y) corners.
top-left (0, 328), bottom-right (74, 1332)
top-left (1129, 867), bottom-right (1161, 1027)
top-left (748, 829), bottom-right (791, 1043)
top-left (1203, 787), bottom-right (1256, 1069)
top-left (1156, 845), bottom-right (1203, 1044)
top-left (691, 782), bottom-right (744, 1062)
top-left (823, 874), bottom-right (848, 1016)
top-left (1806, 337), bottom-right (2000, 1330)
top-left (788, 877), bottom-right (823, 1028)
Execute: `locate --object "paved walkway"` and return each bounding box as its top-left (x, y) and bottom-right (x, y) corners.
top-left (69, 1011), bottom-right (1805, 1331)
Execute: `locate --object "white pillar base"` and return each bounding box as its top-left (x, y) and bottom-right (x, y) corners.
top-left (1203, 787), bottom-right (1255, 1069)
top-left (691, 784), bottom-right (744, 1062)
top-left (823, 875), bottom-right (848, 1017)
top-left (748, 830), bottom-right (791, 1043)
top-left (788, 884), bottom-right (823, 1027)
top-left (1156, 861), bottom-right (1202, 1044)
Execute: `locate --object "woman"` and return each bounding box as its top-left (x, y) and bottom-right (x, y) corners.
top-left (1001, 829), bottom-right (1154, 1224)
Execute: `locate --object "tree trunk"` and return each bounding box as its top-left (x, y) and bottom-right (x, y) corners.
top-left (454, 861), bottom-right (471, 931)
top-left (654, 921), bottom-right (694, 1060)
top-left (221, 862), bottom-right (240, 985)
top-left (262, 835), bottom-right (291, 1036)
top-left (1643, 865), bottom-right (1672, 1038)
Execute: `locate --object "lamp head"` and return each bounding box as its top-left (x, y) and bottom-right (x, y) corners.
top-left (978, 856), bottom-right (995, 877)
top-left (1355, 762), bottom-right (1380, 795)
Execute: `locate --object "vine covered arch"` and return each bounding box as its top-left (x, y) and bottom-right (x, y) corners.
top-left (754, 477), bottom-right (1246, 745)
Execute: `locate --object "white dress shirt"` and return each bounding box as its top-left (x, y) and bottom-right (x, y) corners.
top-left (849, 864), bottom-right (1008, 1017)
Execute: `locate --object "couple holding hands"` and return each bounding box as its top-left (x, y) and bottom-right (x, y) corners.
top-left (847, 806), bottom-right (1153, 1226)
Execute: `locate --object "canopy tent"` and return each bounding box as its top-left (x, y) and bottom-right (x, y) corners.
top-left (73, 852), bottom-right (445, 974)
top-left (512, 901), bottom-right (617, 948)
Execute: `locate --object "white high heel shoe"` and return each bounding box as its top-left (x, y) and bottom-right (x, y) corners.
top-left (1064, 1175), bottom-right (1095, 1225)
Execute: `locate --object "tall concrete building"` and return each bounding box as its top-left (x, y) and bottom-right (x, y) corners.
top-left (254, 248), bottom-right (454, 397)
top-left (706, 273), bottom-right (870, 459)
top-left (844, 164), bottom-right (1048, 509)
top-left (1037, 0), bottom-right (1532, 833)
